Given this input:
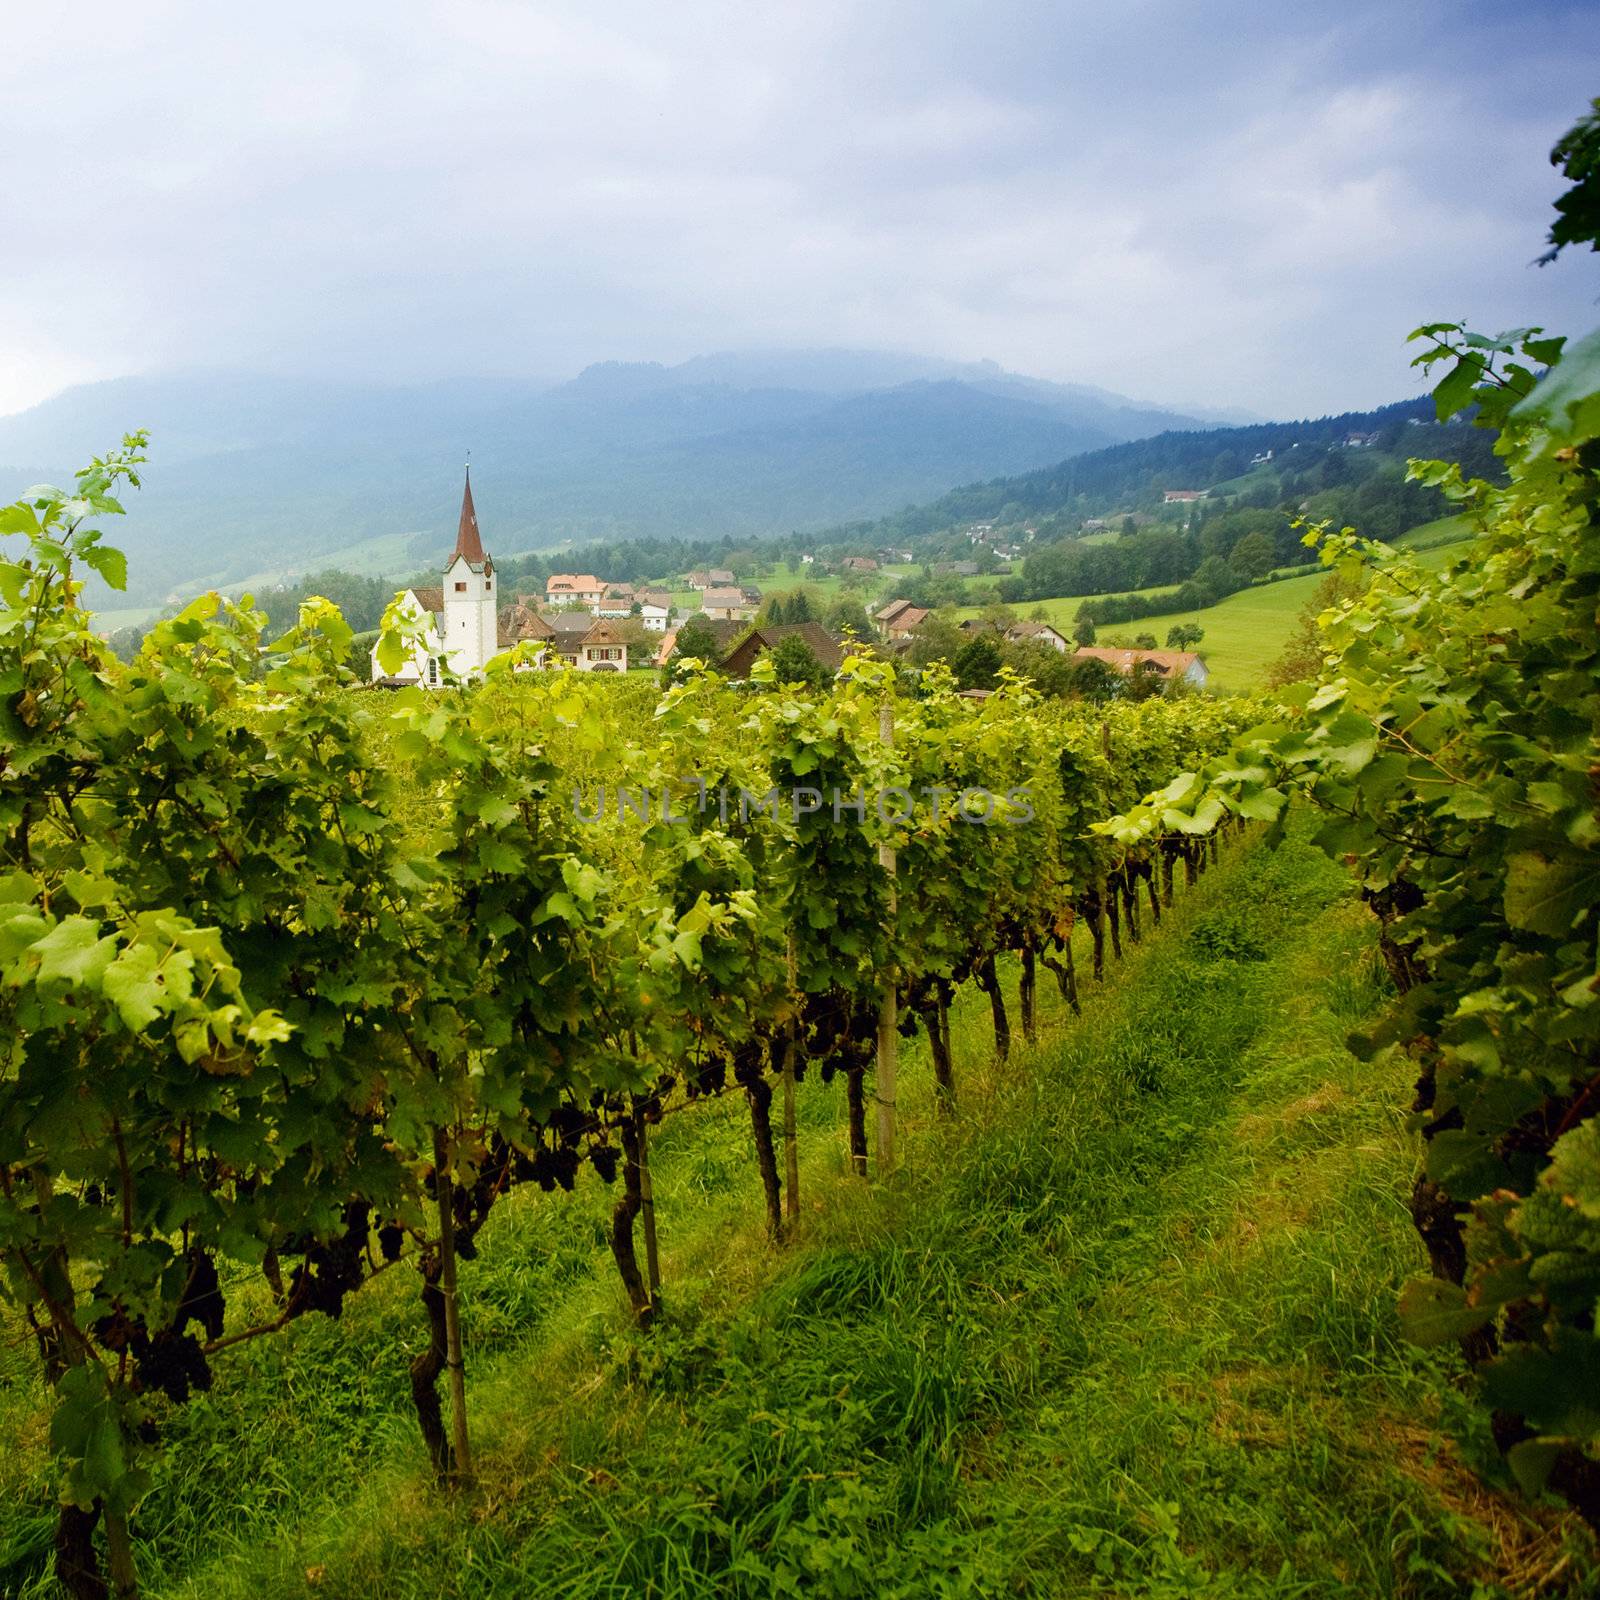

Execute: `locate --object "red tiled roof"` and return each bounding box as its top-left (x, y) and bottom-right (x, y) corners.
top-left (1073, 647), bottom-right (1202, 677)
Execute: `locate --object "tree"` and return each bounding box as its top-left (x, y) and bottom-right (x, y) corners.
top-left (664, 615), bottom-right (722, 682)
top-left (1067, 654), bottom-right (1118, 703)
top-left (766, 634), bottom-right (829, 692)
top-left (1132, 632), bottom-right (1157, 649)
top-left (952, 635), bottom-right (1001, 691)
top-left (1229, 529), bottom-right (1275, 579)
top-left (905, 612), bottom-right (965, 669)
top-left (1073, 616), bottom-right (1097, 646)
top-left (1165, 623), bottom-right (1204, 649)
top-left (1000, 638), bottom-right (1073, 698)
top-left (1191, 555), bottom-right (1239, 602)
top-left (825, 598), bottom-right (874, 641)
top-left (1540, 96), bottom-right (1600, 263)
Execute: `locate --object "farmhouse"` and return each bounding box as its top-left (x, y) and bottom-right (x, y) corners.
top-left (719, 622), bottom-right (846, 680)
top-left (1162, 490), bottom-right (1205, 504)
top-left (699, 586), bottom-right (756, 622)
top-left (1006, 620), bottom-right (1071, 653)
top-left (876, 598), bottom-right (930, 640)
top-left (1073, 646), bottom-right (1209, 688)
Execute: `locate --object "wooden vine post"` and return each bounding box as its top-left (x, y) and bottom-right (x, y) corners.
top-left (783, 937), bottom-right (801, 1223)
top-left (875, 700), bottom-right (898, 1177)
top-left (638, 1111), bottom-right (661, 1299)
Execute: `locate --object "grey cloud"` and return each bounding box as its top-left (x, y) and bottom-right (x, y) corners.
top-left (1, 0), bottom-right (1596, 417)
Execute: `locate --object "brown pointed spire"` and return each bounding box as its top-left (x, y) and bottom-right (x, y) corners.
top-left (451, 465), bottom-right (487, 565)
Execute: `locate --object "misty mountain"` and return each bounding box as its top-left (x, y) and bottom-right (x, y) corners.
top-left (0, 352), bottom-right (1217, 605)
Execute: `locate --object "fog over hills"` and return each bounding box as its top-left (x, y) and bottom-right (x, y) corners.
top-left (0, 351), bottom-right (1242, 605)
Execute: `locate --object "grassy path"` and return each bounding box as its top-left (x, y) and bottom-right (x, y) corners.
top-left (2, 829), bottom-right (1593, 1597)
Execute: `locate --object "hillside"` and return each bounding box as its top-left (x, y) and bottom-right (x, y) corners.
top-left (818, 398), bottom-right (1502, 548)
top-left (0, 353), bottom-right (1212, 606)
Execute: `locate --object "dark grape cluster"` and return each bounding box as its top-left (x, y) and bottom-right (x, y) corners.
top-left (287, 1202), bottom-right (371, 1319)
top-left (174, 1249), bottom-right (225, 1343)
top-left (133, 1329), bottom-right (212, 1405)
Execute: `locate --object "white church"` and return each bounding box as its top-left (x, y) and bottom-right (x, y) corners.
top-left (371, 471), bottom-right (629, 685)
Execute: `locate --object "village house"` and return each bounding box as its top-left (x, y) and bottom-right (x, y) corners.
top-left (547, 573), bottom-right (606, 607)
top-left (545, 611), bottom-right (630, 671)
top-left (839, 555), bottom-right (878, 574)
top-left (934, 560), bottom-right (978, 577)
top-left (875, 598), bottom-right (930, 641)
top-left (1006, 620), bottom-right (1071, 653)
top-left (685, 568), bottom-right (736, 591)
top-left (1072, 646), bottom-right (1209, 688)
top-left (637, 589), bottom-right (672, 631)
top-left (699, 585), bottom-right (756, 622)
top-left (1162, 490), bottom-right (1205, 504)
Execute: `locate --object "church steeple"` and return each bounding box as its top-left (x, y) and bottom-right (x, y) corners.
top-left (450, 464), bottom-right (488, 567)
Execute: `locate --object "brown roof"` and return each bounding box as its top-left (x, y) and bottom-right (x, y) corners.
top-left (876, 598), bottom-right (914, 622)
top-left (582, 620), bottom-right (628, 647)
top-left (497, 603), bottom-right (554, 649)
top-left (720, 622), bottom-right (846, 679)
top-left (701, 586), bottom-right (748, 609)
top-left (450, 468), bottom-right (487, 566)
top-left (412, 585), bottom-right (444, 614)
top-left (886, 606), bottom-right (930, 631)
top-left (1008, 621), bottom-right (1067, 642)
top-left (638, 589), bottom-right (672, 610)
top-left (1073, 647), bottom-right (1202, 678)
top-left (548, 573), bottom-right (601, 593)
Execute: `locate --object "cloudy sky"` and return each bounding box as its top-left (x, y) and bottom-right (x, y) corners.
top-left (3, 0), bottom-right (1596, 418)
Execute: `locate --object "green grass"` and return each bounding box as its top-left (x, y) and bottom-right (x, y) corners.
top-left (954, 582), bottom-right (1183, 632)
top-left (943, 520), bottom-right (1474, 690)
top-left (4, 825), bottom-right (1589, 1597)
top-left (85, 604), bottom-right (161, 635)
top-left (1122, 537), bottom-right (1471, 690)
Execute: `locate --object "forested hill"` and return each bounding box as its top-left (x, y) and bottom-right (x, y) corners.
top-left (819, 396), bottom-right (1502, 545)
top-left (0, 353), bottom-right (1216, 607)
